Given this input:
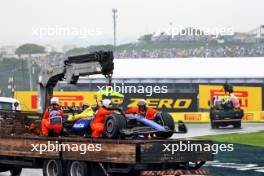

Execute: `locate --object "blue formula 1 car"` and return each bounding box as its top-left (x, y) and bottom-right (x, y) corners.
top-left (63, 108), bottom-right (187, 139)
top-left (63, 116), bottom-right (93, 137)
top-left (104, 111), bottom-right (187, 139)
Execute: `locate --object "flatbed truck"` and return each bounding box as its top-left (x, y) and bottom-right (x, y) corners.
top-left (0, 134), bottom-right (213, 176)
top-left (0, 51), bottom-right (213, 176)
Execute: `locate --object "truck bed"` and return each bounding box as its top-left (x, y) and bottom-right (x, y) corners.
top-left (0, 111), bottom-right (213, 175)
top-left (0, 135), bottom-right (213, 165)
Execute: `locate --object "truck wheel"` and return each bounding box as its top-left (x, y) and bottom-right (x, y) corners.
top-left (67, 161), bottom-right (88, 176)
top-left (104, 114), bottom-right (127, 139)
top-left (90, 163), bottom-right (106, 176)
top-left (10, 168), bottom-right (22, 176)
top-left (43, 159), bottom-right (63, 176)
top-left (0, 164), bottom-right (9, 172)
top-left (234, 121), bottom-right (241, 129)
top-left (154, 112), bottom-right (175, 139)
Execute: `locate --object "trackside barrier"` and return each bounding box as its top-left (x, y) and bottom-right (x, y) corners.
top-left (171, 111), bottom-right (264, 123)
top-left (198, 85), bottom-right (262, 112)
top-left (14, 91), bottom-right (264, 123)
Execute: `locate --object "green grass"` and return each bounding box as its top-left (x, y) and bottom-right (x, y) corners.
top-left (195, 131), bottom-right (264, 148)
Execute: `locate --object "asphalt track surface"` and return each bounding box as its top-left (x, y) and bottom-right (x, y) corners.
top-left (0, 123), bottom-right (263, 176)
top-left (205, 142), bottom-right (264, 176)
top-left (172, 123), bottom-right (264, 139)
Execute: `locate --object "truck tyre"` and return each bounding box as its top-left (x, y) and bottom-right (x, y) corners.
top-left (104, 114), bottom-right (127, 139)
top-left (67, 161), bottom-right (88, 176)
top-left (154, 112), bottom-right (175, 139)
top-left (43, 159), bottom-right (63, 176)
top-left (90, 163), bottom-right (106, 176)
top-left (0, 164), bottom-right (9, 172)
top-left (233, 121), bottom-right (241, 129)
top-left (10, 167), bottom-right (22, 176)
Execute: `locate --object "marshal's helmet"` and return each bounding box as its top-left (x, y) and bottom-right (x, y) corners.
top-left (137, 99), bottom-right (147, 114)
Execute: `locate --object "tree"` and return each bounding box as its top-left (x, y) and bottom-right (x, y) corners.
top-left (66, 48), bottom-right (88, 56)
top-left (15, 44), bottom-right (46, 55)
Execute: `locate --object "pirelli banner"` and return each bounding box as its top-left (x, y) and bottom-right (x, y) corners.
top-left (121, 93), bottom-right (197, 112)
top-left (198, 85), bottom-right (263, 111)
top-left (14, 86), bottom-right (264, 122)
top-left (171, 111), bottom-right (264, 123)
top-left (14, 91), bottom-right (98, 112)
top-left (14, 91), bottom-right (198, 112)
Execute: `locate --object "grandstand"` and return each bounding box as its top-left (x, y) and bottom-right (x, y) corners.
top-left (248, 25), bottom-right (264, 43)
top-left (58, 57), bottom-right (264, 93)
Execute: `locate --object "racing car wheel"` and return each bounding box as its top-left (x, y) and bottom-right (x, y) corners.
top-left (154, 112), bottom-right (175, 139)
top-left (104, 114), bottom-right (127, 139)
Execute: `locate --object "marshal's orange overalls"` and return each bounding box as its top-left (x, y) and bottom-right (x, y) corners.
top-left (90, 107), bottom-right (113, 138)
top-left (41, 107), bottom-right (64, 137)
top-left (125, 107), bottom-right (158, 120)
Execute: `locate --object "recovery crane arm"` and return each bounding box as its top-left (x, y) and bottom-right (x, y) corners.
top-left (37, 51), bottom-right (114, 115)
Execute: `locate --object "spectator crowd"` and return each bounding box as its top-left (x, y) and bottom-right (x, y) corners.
top-left (40, 45), bottom-right (264, 67)
top-left (115, 46), bottom-right (264, 58)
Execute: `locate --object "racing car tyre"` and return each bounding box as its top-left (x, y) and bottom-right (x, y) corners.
top-left (154, 112), bottom-right (175, 138)
top-left (104, 114), bottom-right (127, 139)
